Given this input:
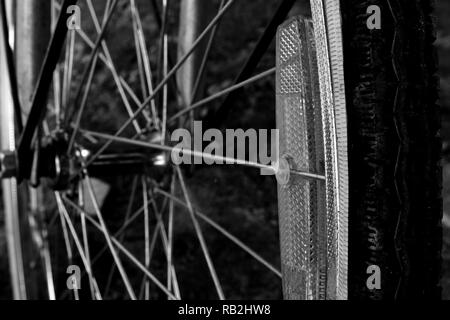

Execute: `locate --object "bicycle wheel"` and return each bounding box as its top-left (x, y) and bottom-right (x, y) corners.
top-left (1, 0), bottom-right (294, 300)
top-left (0, 0), bottom-right (441, 300)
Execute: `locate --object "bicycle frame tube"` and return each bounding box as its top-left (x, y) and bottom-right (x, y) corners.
top-left (14, 0), bottom-right (53, 300)
top-left (16, 0), bottom-right (78, 180)
top-left (0, 0), bottom-right (22, 132)
top-left (0, 0), bottom-right (27, 300)
top-left (177, 0), bottom-right (212, 107)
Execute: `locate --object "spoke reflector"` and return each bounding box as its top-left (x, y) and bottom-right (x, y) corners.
top-left (276, 16), bottom-right (328, 300)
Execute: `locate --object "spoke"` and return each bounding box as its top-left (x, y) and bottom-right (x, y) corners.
top-left (41, 244), bottom-right (56, 300)
top-left (62, 29), bottom-right (76, 125)
top-left (64, 0), bottom-right (122, 147)
top-left (132, 17), bottom-right (147, 101)
top-left (157, 0), bottom-right (169, 141)
top-left (147, 217), bottom-right (162, 271)
top-left (58, 193), bottom-right (151, 301)
top-left (74, 0), bottom-right (117, 99)
top-left (52, 65), bottom-right (62, 131)
top-left (148, 192), bottom-right (170, 257)
top-left (169, 67), bottom-right (276, 123)
top-left (58, 198), bottom-right (74, 264)
top-left (176, 167), bottom-right (225, 299)
top-left (132, 193), bottom-right (180, 300)
top-left (63, 197), bottom-right (178, 299)
top-left (80, 128), bottom-right (275, 171)
top-left (134, 194), bottom-right (181, 299)
top-left (290, 170), bottom-right (326, 181)
top-left (155, 188), bottom-right (282, 278)
top-left (86, 0), bottom-right (143, 131)
top-left (59, 194), bottom-right (147, 301)
top-left (84, 0), bottom-right (237, 168)
top-left (103, 0), bottom-right (112, 18)
top-left (67, 53), bottom-right (99, 153)
top-left (103, 175), bottom-right (139, 297)
top-left (73, 27), bottom-right (150, 124)
top-left (156, 0), bottom-right (168, 82)
top-left (80, 129), bottom-right (326, 181)
top-left (204, 0), bottom-right (296, 128)
top-left (137, 216), bottom-right (159, 299)
top-left (190, 0), bottom-right (227, 104)
top-left (130, 0), bottom-right (159, 128)
top-left (52, 0), bottom-right (63, 130)
top-left (84, 173), bottom-right (137, 300)
top-left (161, 23), bottom-right (169, 143)
top-left (78, 182), bottom-right (97, 300)
top-left (79, 130), bottom-right (99, 144)
top-left (92, 199), bottom-right (151, 266)
top-left (142, 176), bottom-right (151, 300)
top-left (68, 0), bottom-right (143, 152)
top-left (152, 0), bottom-right (189, 118)
top-left (141, 187), bottom-right (181, 297)
top-left (130, 188), bottom-right (180, 300)
top-left (55, 193), bottom-right (102, 300)
top-left (171, 265), bottom-right (181, 299)
top-left (167, 173), bottom-right (175, 297)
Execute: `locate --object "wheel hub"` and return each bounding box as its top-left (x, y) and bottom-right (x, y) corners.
top-left (0, 130), bottom-right (169, 190)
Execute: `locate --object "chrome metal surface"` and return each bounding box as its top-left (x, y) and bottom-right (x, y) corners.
top-left (0, 0), bottom-right (27, 299)
top-left (15, 0), bottom-right (53, 299)
top-left (177, 0), bottom-right (212, 107)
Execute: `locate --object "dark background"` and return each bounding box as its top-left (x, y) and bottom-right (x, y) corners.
top-left (436, 0), bottom-right (450, 300)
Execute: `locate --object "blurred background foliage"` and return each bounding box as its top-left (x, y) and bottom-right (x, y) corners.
top-left (436, 0), bottom-right (450, 299)
top-left (0, 0), bottom-right (449, 299)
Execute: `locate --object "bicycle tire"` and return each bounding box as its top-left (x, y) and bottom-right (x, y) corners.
top-left (341, 0), bottom-right (442, 299)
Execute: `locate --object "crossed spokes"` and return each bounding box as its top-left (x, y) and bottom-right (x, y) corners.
top-left (37, 0), bottom-right (303, 300)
